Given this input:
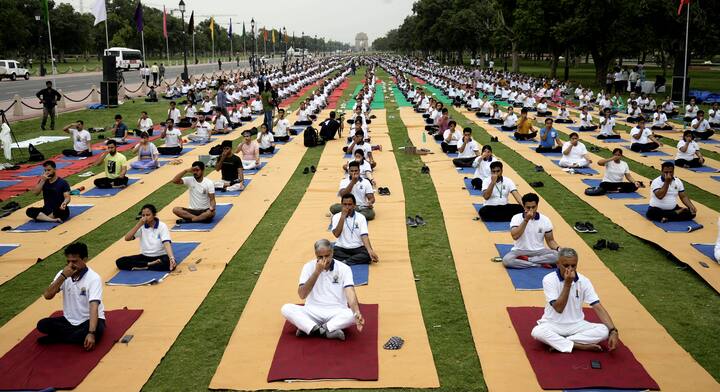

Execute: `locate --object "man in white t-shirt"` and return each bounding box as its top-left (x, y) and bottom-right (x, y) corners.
top-left (281, 239), bottom-right (365, 341)
top-left (597, 109), bottom-right (620, 139)
top-left (441, 122), bottom-right (463, 154)
top-left (212, 107), bottom-right (231, 134)
top-left (187, 114), bottom-right (212, 143)
top-left (689, 110), bottom-right (714, 140)
top-left (501, 108), bottom-right (518, 131)
top-left (559, 133), bottom-right (592, 168)
top-left (478, 161), bottom-right (524, 221)
top-left (597, 148), bottom-right (641, 193)
top-left (158, 119), bottom-right (184, 155)
top-left (171, 161), bottom-right (217, 223)
top-left (502, 193), bottom-right (560, 268)
top-left (578, 107), bottom-right (597, 132)
top-left (38, 242), bottom-right (106, 350)
top-left (683, 98), bottom-right (699, 122)
top-left (61, 120), bottom-right (92, 157)
top-left (280, 239), bottom-right (365, 340)
top-left (470, 145), bottom-right (498, 190)
top-left (330, 161), bottom-right (375, 220)
top-left (331, 194), bottom-right (379, 265)
top-left (646, 161), bottom-right (697, 222)
top-left (452, 128), bottom-right (480, 167)
top-left (531, 248), bottom-right (618, 353)
top-left (675, 130), bottom-right (705, 168)
top-left (135, 111), bottom-right (154, 136)
top-left (167, 101), bottom-right (182, 124)
top-left (629, 119), bottom-right (661, 152)
top-left (273, 108), bottom-right (291, 142)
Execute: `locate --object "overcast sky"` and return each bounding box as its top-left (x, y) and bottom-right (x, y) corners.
top-left (61, 0), bottom-right (414, 44)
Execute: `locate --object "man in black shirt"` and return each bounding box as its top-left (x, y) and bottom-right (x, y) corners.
top-left (26, 160), bottom-right (72, 223)
top-left (214, 140), bottom-right (245, 192)
top-left (319, 111), bottom-right (341, 141)
top-left (36, 81), bottom-right (62, 131)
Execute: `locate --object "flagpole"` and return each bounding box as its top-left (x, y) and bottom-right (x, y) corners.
top-left (141, 30), bottom-right (146, 65)
top-left (681, 2), bottom-right (690, 109)
top-left (192, 33), bottom-right (196, 64)
top-left (104, 20), bottom-right (109, 49)
top-left (46, 16), bottom-right (56, 81)
top-left (166, 35), bottom-right (170, 63)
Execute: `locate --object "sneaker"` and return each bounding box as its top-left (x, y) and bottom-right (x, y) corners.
top-left (584, 222), bottom-right (597, 233)
top-left (534, 165), bottom-right (544, 172)
top-left (406, 216), bottom-right (418, 228)
top-left (593, 239), bottom-right (607, 250)
top-left (529, 181), bottom-right (544, 187)
top-left (302, 167), bottom-right (309, 174)
top-left (383, 187), bottom-right (391, 195)
top-left (607, 241), bottom-right (620, 251)
top-left (414, 215), bottom-right (426, 226)
top-left (421, 165), bottom-right (430, 174)
top-left (325, 329), bottom-right (346, 341)
top-left (574, 222), bottom-right (589, 233)
top-left (310, 165), bottom-right (317, 173)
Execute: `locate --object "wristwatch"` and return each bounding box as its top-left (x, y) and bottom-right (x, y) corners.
top-left (609, 328), bottom-right (618, 334)
top-left (88, 331), bottom-right (96, 335)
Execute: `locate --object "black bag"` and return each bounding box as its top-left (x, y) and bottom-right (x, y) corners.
top-left (584, 186), bottom-right (606, 196)
top-left (304, 126), bottom-right (319, 147)
top-left (208, 144), bottom-right (223, 155)
top-left (28, 143), bottom-right (44, 162)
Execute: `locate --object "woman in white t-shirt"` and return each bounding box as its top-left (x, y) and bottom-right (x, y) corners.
top-left (256, 124), bottom-right (275, 155)
top-left (629, 119), bottom-right (662, 152)
top-left (488, 103), bottom-right (503, 124)
top-left (343, 149), bottom-right (374, 185)
top-left (559, 133), bottom-right (592, 168)
top-left (555, 103), bottom-right (573, 124)
top-left (675, 130), bottom-right (705, 168)
top-left (116, 204), bottom-right (177, 271)
top-left (130, 132), bottom-right (160, 170)
top-left (650, 106), bottom-right (673, 130)
top-left (597, 109), bottom-right (620, 139)
top-left (536, 98), bottom-right (551, 117)
top-left (708, 102), bottom-right (720, 128)
top-left (597, 148), bottom-right (641, 193)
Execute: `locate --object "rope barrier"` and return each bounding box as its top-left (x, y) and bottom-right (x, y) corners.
top-left (62, 89), bottom-right (95, 103)
top-left (1, 100), bottom-right (16, 113)
top-left (123, 84), bottom-right (144, 94)
top-left (20, 101), bottom-right (44, 110)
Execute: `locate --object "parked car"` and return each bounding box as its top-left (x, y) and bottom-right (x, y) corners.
top-left (0, 60), bottom-right (30, 80)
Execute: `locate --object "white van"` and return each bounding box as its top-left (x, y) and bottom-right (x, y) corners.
top-left (104, 47), bottom-right (143, 70)
top-left (0, 60), bottom-right (30, 81)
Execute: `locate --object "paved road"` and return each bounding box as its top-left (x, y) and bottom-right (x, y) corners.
top-left (0, 58), bottom-right (283, 101)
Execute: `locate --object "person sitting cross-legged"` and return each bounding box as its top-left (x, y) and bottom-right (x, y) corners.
top-left (555, 103), bottom-right (573, 124)
top-left (629, 119), bottom-right (662, 153)
top-left (273, 108), bottom-right (291, 142)
top-left (187, 114), bottom-right (212, 144)
top-left (257, 124), bottom-right (275, 155)
top-left (597, 148), bottom-right (641, 193)
top-left (171, 161), bottom-right (217, 224)
top-left (675, 130), bottom-right (705, 168)
top-left (578, 107), bottom-right (598, 132)
top-left (236, 130), bottom-right (261, 170)
top-left (331, 194), bottom-right (380, 265)
top-left (514, 108), bottom-right (537, 140)
top-left (157, 119), bottom-right (184, 155)
top-left (530, 247), bottom-right (618, 353)
top-left (37, 242), bottom-right (105, 350)
top-left (478, 161), bottom-right (524, 221)
top-left (27, 160), bottom-right (71, 223)
top-left (646, 161), bottom-right (697, 222)
top-left (280, 239), bottom-right (365, 341)
top-left (61, 121), bottom-right (92, 157)
top-left (597, 108), bottom-right (621, 139)
top-left (559, 132), bottom-right (592, 168)
top-left (440, 120), bottom-right (462, 153)
top-left (470, 144), bottom-right (498, 191)
top-left (129, 131), bottom-right (159, 170)
top-left (452, 127), bottom-right (480, 167)
top-left (502, 193), bottom-right (560, 269)
top-left (689, 110), bottom-right (715, 140)
top-left (501, 107), bottom-right (518, 131)
top-left (93, 139), bottom-right (128, 189)
top-left (330, 161), bottom-right (375, 221)
top-left (116, 204), bottom-right (177, 271)
top-left (536, 118), bottom-right (563, 153)
top-left (214, 140), bottom-right (245, 192)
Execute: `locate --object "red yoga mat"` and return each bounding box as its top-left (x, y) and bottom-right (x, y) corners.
top-left (0, 308), bottom-right (143, 391)
top-left (507, 307), bottom-right (659, 390)
top-left (267, 303), bottom-right (378, 382)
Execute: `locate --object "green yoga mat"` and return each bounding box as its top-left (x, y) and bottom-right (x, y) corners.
top-left (345, 85), bottom-right (364, 109)
top-left (392, 86), bottom-right (412, 107)
top-left (370, 85), bottom-right (385, 109)
top-left (425, 85), bottom-right (453, 105)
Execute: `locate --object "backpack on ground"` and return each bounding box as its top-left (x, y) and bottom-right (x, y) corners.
top-left (27, 143), bottom-right (44, 162)
top-left (304, 126), bottom-right (320, 147)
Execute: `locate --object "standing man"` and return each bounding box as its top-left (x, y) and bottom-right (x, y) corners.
top-left (159, 63), bottom-right (166, 81)
top-left (261, 81), bottom-right (275, 132)
top-left (531, 248), bottom-right (618, 353)
top-left (281, 239), bottom-right (365, 341)
top-left (215, 83), bottom-right (230, 119)
top-left (26, 160), bottom-right (71, 223)
top-left (36, 81), bottom-right (62, 131)
top-left (151, 62), bottom-right (160, 86)
top-left (37, 242), bottom-right (105, 350)
top-left (171, 161), bottom-right (217, 224)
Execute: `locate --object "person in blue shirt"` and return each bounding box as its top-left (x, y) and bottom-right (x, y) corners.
top-left (110, 114), bottom-right (129, 144)
top-left (536, 118), bottom-right (562, 153)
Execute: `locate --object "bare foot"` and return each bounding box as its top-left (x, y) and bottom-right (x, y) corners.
top-left (54, 218), bottom-right (63, 223)
top-left (574, 343), bottom-right (603, 352)
top-left (147, 259), bottom-right (162, 268)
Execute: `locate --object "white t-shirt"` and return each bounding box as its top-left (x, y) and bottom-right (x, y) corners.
top-left (164, 128), bottom-right (182, 147)
top-left (602, 160), bottom-right (629, 183)
top-left (676, 140), bottom-right (699, 161)
top-left (557, 108), bottom-right (570, 120)
top-left (443, 128), bottom-right (463, 146)
top-left (215, 115), bottom-right (228, 130)
top-left (53, 267), bottom-right (106, 326)
top-left (135, 220), bottom-right (171, 257)
top-left (331, 211), bottom-right (368, 249)
top-left (338, 177), bottom-right (373, 207)
top-left (504, 113), bottom-right (518, 127)
top-left (458, 140), bottom-right (479, 158)
top-left (691, 118), bottom-right (710, 132)
top-left (540, 271), bottom-right (600, 324)
top-left (630, 126), bottom-right (652, 144)
top-left (652, 112), bottom-right (667, 127)
top-left (182, 176), bottom-right (215, 210)
top-left (346, 142), bottom-right (372, 160)
top-left (71, 129), bottom-right (91, 152)
top-left (560, 141), bottom-right (588, 165)
top-left (275, 118), bottom-right (290, 137)
top-left (481, 176), bottom-right (517, 206)
top-left (195, 121), bottom-right (212, 138)
top-left (510, 212), bottom-right (553, 251)
top-left (299, 259), bottom-right (354, 310)
top-left (139, 117), bottom-right (154, 132)
top-left (257, 132), bottom-right (274, 149)
top-left (579, 113), bottom-right (593, 127)
top-left (168, 108), bottom-right (181, 123)
top-left (472, 155), bottom-right (497, 181)
top-left (649, 176), bottom-right (684, 210)
top-left (599, 117), bottom-right (615, 136)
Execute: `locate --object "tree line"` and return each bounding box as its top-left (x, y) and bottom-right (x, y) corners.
top-left (0, 0), bottom-right (350, 63)
top-left (372, 0), bottom-right (720, 86)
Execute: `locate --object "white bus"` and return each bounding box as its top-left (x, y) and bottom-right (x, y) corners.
top-left (104, 47), bottom-right (143, 70)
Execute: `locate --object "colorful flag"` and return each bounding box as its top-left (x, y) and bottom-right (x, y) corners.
top-left (677, 0), bottom-right (690, 15)
top-left (188, 11), bottom-right (194, 34)
top-left (162, 5), bottom-right (168, 38)
top-left (134, 1), bottom-right (143, 32)
top-left (210, 17), bottom-right (214, 42)
top-left (228, 18), bottom-right (232, 39)
top-left (40, 0), bottom-right (49, 22)
top-left (90, 0), bottom-right (107, 26)
top-left (263, 28), bottom-right (268, 42)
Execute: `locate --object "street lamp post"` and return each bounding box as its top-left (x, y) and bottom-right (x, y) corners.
top-left (34, 11), bottom-right (46, 77)
top-left (179, 0), bottom-right (189, 81)
top-left (282, 26), bottom-right (287, 61)
top-left (251, 18), bottom-right (256, 74)
top-left (314, 34), bottom-right (317, 56)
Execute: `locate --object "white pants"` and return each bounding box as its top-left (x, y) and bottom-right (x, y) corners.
top-left (558, 157), bottom-right (589, 168)
top-left (187, 134), bottom-right (209, 142)
top-left (281, 304), bottom-right (355, 334)
top-left (531, 320), bottom-right (609, 353)
top-left (242, 160), bottom-right (257, 170)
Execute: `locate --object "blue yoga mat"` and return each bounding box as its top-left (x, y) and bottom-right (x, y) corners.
top-left (512, 137), bottom-right (537, 144)
top-left (661, 160), bottom-right (718, 173)
top-left (260, 148), bottom-right (280, 157)
top-left (350, 263), bottom-right (369, 286)
top-left (17, 162), bottom-right (71, 177)
top-left (244, 162), bottom-right (267, 175)
top-left (0, 180), bottom-right (20, 189)
top-left (593, 136), bottom-right (627, 143)
top-left (531, 146), bottom-right (562, 156)
top-left (81, 178), bottom-right (139, 197)
top-left (171, 203), bottom-right (232, 231)
top-left (215, 179), bottom-right (251, 196)
top-left (446, 152), bottom-right (459, 158)
top-left (457, 167), bottom-right (475, 174)
top-left (127, 160), bottom-right (168, 175)
top-left (59, 153), bottom-right (98, 161)
top-left (495, 244), bottom-right (556, 290)
top-left (106, 242), bottom-right (200, 286)
top-left (712, 176), bottom-right (720, 182)
top-left (696, 138), bottom-right (719, 144)
top-left (11, 204), bottom-right (93, 232)
top-left (581, 179), bottom-right (643, 199)
top-left (289, 127), bottom-right (305, 135)
top-left (463, 178), bottom-right (483, 196)
top-left (626, 204), bottom-right (703, 232)
top-left (0, 244), bottom-right (19, 257)
top-left (622, 146), bottom-right (669, 156)
top-left (187, 137), bottom-right (217, 145)
top-left (159, 147), bottom-right (194, 156)
top-left (551, 160), bottom-right (599, 175)
top-left (472, 204), bottom-right (511, 231)
top-left (275, 137), bottom-right (294, 145)
top-left (568, 126), bottom-right (587, 132)
top-left (691, 243), bottom-right (717, 262)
